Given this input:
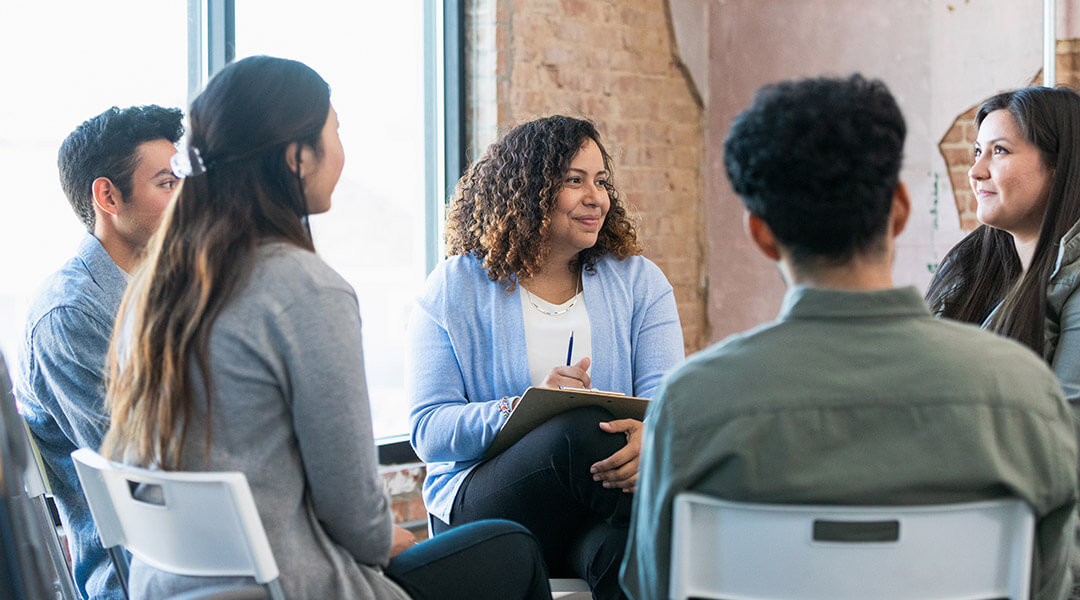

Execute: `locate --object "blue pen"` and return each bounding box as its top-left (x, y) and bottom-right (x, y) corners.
top-left (566, 330), bottom-right (574, 366)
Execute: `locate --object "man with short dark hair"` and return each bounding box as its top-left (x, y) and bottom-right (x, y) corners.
top-left (17, 105), bottom-right (182, 600)
top-left (621, 75), bottom-right (1078, 600)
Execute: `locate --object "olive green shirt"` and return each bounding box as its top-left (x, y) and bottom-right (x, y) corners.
top-left (622, 286), bottom-right (1078, 600)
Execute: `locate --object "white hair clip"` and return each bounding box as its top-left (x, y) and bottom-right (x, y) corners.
top-left (171, 146), bottom-right (208, 178)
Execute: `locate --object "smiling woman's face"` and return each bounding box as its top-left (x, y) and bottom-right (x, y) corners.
top-left (547, 138), bottom-right (611, 259)
top-left (970, 109), bottom-right (1053, 243)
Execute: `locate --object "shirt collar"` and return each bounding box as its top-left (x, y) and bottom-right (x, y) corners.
top-left (77, 233), bottom-right (130, 296)
top-left (778, 285), bottom-right (933, 321)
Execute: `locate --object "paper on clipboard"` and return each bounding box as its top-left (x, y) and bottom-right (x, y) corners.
top-left (483, 386), bottom-right (649, 458)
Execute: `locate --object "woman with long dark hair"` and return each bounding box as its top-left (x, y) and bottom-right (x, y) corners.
top-left (408, 116), bottom-right (685, 600)
top-left (927, 86), bottom-right (1080, 404)
top-left (102, 55), bottom-right (550, 600)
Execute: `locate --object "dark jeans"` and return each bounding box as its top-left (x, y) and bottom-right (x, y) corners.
top-left (432, 406), bottom-right (633, 600)
top-left (386, 519), bottom-right (550, 600)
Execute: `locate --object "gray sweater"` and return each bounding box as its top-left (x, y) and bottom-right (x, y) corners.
top-left (129, 243), bottom-right (410, 600)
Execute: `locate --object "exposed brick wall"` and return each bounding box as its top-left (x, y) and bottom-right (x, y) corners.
top-left (939, 39), bottom-right (1080, 232)
top-left (466, 0), bottom-right (709, 354)
top-left (382, 463), bottom-right (430, 539)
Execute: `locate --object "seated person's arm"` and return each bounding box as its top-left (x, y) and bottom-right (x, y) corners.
top-left (407, 307), bottom-right (507, 463)
top-left (591, 262), bottom-right (686, 491)
top-left (630, 263), bottom-right (685, 399)
top-left (285, 290), bottom-right (392, 567)
top-left (1052, 291), bottom-right (1080, 407)
top-left (24, 307), bottom-right (113, 449)
top-left (621, 378), bottom-right (687, 600)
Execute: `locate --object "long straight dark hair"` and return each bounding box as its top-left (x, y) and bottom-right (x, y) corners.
top-left (927, 86), bottom-right (1080, 355)
top-left (102, 56), bottom-right (331, 468)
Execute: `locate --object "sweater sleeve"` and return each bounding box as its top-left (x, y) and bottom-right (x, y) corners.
top-left (406, 301), bottom-right (506, 463)
top-left (277, 289), bottom-right (393, 567)
top-left (630, 260), bottom-right (685, 399)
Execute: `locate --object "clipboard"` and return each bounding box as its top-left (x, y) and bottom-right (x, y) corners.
top-left (484, 386), bottom-right (650, 458)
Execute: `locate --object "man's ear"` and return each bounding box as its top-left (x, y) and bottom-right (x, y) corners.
top-left (92, 177), bottom-right (122, 217)
top-left (744, 211), bottom-right (781, 261)
top-left (890, 181), bottom-right (911, 238)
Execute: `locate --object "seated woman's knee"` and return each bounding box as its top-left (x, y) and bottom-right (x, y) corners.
top-left (537, 406), bottom-right (624, 464)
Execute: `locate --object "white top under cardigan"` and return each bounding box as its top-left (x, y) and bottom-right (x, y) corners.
top-left (519, 286), bottom-right (592, 385)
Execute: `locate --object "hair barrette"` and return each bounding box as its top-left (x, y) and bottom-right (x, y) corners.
top-left (171, 146), bottom-right (208, 179)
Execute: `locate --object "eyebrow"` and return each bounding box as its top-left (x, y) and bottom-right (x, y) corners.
top-left (566, 167), bottom-right (608, 176)
top-left (974, 137), bottom-right (1009, 146)
top-left (152, 168), bottom-right (176, 179)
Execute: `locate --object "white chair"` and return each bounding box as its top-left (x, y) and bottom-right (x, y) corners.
top-left (22, 422), bottom-right (132, 597)
top-left (669, 493), bottom-right (1034, 600)
top-left (70, 448), bottom-right (284, 600)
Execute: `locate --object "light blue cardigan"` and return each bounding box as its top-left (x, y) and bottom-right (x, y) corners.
top-left (407, 253), bottom-right (685, 522)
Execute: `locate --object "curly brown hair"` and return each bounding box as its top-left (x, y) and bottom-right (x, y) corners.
top-left (445, 115), bottom-right (642, 288)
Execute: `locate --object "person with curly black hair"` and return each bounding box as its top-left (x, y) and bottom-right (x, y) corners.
top-left (622, 75), bottom-right (1078, 600)
top-left (408, 115), bottom-right (684, 599)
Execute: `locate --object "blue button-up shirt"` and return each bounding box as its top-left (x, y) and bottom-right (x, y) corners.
top-left (16, 233), bottom-right (128, 600)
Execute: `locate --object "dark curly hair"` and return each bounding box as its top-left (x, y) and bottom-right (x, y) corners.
top-left (723, 74), bottom-right (906, 266)
top-left (445, 115), bottom-right (642, 287)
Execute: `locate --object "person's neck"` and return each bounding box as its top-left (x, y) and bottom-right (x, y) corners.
top-left (519, 258), bottom-right (580, 304)
top-left (1011, 232), bottom-right (1039, 272)
top-left (782, 254), bottom-right (895, 291)
top-left (93, 227), bottom-right (139, 274)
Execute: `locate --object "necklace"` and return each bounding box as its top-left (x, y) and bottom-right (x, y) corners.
top-left (523, 279), bottom-right (580, 317)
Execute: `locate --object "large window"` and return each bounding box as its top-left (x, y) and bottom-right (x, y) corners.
top-left (233, 1), bottom-right (444, 438)
top-left (0, 1), bottom-right (455, 441)
top-left (0, 1), bottom-right (188, 380)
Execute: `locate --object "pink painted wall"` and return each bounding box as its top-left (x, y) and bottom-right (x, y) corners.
top-left (705, 0), bottom-right (1048, 342)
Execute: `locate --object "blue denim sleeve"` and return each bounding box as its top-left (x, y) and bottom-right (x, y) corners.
top-left (24, 306), bottom-right (113, 450)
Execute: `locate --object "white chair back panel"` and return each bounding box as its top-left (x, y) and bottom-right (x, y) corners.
top-left (71, 448), bottom-right (279, 585)
top-left (670, 494), bottom-right (1034, 600)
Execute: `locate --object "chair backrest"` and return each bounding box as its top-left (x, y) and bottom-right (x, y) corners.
top-left (71, 448), bottom-right (282, 597)
top-left (669, 493), bottom-right (1034, 600)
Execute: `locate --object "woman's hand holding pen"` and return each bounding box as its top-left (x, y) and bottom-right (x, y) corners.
top-left (541, 357), bottom-right (591, 390)
top-left (590, 419), bottom-right (643, 493)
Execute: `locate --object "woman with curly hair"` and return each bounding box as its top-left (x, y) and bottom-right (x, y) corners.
top-left (407, 115), bottom-right (684, 599)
